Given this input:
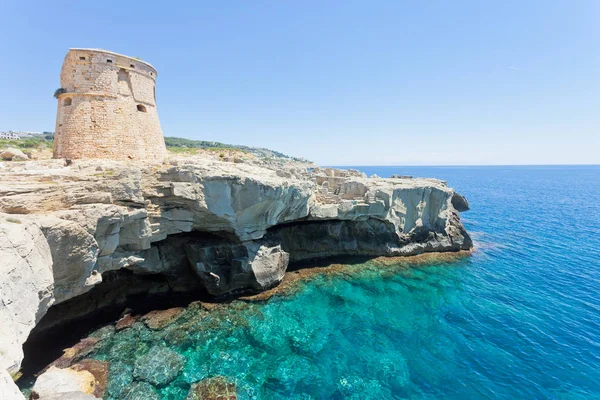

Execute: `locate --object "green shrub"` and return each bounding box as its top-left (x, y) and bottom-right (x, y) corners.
top-left (53, 88), bottom-right (67, 98)
top-left (0, 138), bottom-right (53, 150)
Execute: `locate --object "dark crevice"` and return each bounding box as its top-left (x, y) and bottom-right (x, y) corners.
top-left (19, 268), bottom-right (211, 381)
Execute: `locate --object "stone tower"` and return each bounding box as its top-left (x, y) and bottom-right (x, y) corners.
top-left (53, 48), bottom-right (167, 161)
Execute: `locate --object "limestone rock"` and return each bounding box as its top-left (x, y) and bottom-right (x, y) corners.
top-left (245, 243), bottom-right (289, 290)
top-left (38, 217), bottom-right (100, 303)
top-left (0, 369), bottom-right (23, 400)
top-left (69, 359), bottom-right (109, 398)
top-left (0, 159), bottom-right (472, 387)
top-left (133, 346), bottom-right (185, 386)
top-left (186, 242), bottom-right (289, 296)
top-left (187, 376), bottom-right (237, 400)
top-left (451, 192), bottom-right (470, 212)
top-left (0, 148), bottom-right (28, 161)
top-left (40, 393), bottom-right (97, 399)
top-left (30, 366), bottom-right (98, 399)
top-left (0, 215), bottom-right (54, 374)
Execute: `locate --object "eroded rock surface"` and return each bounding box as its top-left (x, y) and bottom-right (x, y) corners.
top-left (0, 158), bottom-right (471, 398)
top-left (0, 216), bottom-right (54, 374)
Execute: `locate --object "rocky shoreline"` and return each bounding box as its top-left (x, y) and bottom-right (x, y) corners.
top-left (0, 155), bottom-right (471, 399)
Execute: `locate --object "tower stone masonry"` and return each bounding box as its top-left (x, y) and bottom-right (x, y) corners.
top-left (53, 48), bottom-right (167, 161)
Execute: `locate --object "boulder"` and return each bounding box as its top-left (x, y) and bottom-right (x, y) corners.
top-left (0, 148), bottom-right (28, 161)
top-left (186, 242), bottom-right (289, 296)
top-left (133, 346), bottom-right (185, 386)
top-left (451, 192), bottom-right (470, 212)
top-left (30, 366), bottom-right (98, 399)
top-left (187, 376), bottom-right (237, 400)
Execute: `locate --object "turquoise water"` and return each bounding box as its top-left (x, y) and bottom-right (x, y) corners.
top-left (88, 166), bottom-right (600, 399)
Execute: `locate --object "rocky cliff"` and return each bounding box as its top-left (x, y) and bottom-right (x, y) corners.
top-left (0, 156), bottom-right (471, 399)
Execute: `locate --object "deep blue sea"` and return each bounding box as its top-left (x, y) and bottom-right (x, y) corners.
top-left (77, 166), bottom-right (600, 399)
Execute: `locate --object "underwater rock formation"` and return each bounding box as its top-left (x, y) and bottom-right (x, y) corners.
top-left (133, 345), bottom-right (185, 386)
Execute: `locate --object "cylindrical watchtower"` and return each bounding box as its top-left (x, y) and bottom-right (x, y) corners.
top-left (53, 48), bottom-right (167, 161)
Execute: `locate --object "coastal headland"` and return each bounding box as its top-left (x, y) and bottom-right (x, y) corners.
top-left (0, 152), bottom-right (471, 399)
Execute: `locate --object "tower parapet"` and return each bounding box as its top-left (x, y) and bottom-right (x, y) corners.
top-left (53, 48), bottom-right (167, 161)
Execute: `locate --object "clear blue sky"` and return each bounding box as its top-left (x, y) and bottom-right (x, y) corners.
top-left (1, 1), bottom-right (598, 165)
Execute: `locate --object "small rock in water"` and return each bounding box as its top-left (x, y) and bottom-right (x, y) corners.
top-left (121, 381), bottom-right (161, 400)
top-left (133, 345), bottom-right (185, 386)
top-left (115, 313), bottom-right (138, 331)
top-left (142, 307), bottom-right (185, 330)
top-left (187, 376), bottom-right (237, 400)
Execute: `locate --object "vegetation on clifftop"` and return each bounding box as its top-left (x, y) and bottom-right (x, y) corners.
top-left (0, 137), bottom-right (53, 150)
top-left (0, 134), bottom-right (308, 162)
top-left (164, 136), bottom-right (306, 161)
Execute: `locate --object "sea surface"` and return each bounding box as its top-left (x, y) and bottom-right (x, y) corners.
top-left (43, 166), bottom-right (600, 399)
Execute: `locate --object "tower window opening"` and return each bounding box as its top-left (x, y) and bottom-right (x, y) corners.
top-left (137, 104), bottom-right (147, 112)
top-left (107, 59), bottom-right (113, 63)
top-left (130, 64), bottom-right (135, 68)
top-left (63, 97), bottom-right (72, 106)
top-left (79, 56), bottom-right (86, 60)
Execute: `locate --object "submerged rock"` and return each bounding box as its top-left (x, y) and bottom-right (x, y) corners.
top-left (133, 346), bottom-right (185, 386)
top-left (187, 376), bottom-right (237, 400)
top-left (142, 307), bottom-right (185, 330)
top-left (121, 381), bottom-right (160, 400)
top-left (106, 361), bottom-right (133, 398)
top-left (115, 314), bottom-right (137, 331)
